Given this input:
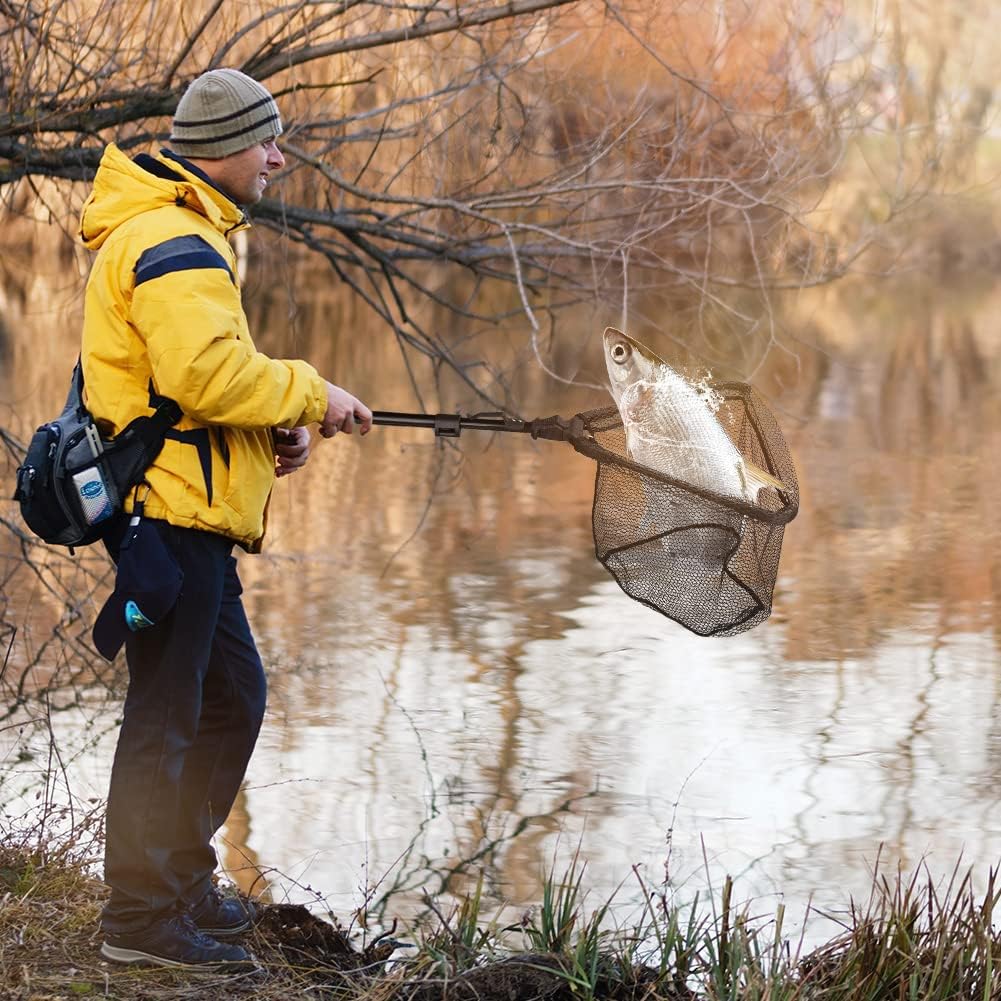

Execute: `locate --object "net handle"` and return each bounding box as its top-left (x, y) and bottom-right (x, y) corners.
top-left (368, 410), bottom-right (574, 440)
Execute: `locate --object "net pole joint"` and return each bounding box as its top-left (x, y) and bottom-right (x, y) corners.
top-left (526, 415), bottom-right (584, 442)
top-left (434, 414), bottom-right (462, 437)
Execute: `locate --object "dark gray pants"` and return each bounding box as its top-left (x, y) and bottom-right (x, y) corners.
top-left (101, 521), bottom-right (266, 934)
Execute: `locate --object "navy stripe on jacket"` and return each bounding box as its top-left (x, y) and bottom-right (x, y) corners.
top-left (134, 234), bottom-right (233, 287)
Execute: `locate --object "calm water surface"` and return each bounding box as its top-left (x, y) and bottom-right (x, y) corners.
top-left (2, 249), bottom-right (1000, 942)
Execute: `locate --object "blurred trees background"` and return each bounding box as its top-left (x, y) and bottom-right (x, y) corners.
top-left (2, 0), bottom-right (995, 393)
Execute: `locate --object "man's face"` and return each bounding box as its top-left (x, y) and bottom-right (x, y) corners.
top-left (205, 138), bottom-right (285, 206)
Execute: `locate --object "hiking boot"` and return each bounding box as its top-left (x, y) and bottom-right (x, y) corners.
top-left (188, 886), bottom-right (257, 937)
top-left (100, 912), bottom-right (256, 972)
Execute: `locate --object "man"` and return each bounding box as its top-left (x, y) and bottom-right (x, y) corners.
top-left (79, 68), bottom-right (372, 972)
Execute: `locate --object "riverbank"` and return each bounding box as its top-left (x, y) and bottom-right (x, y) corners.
top-left (3, 835), bottom-right (1000, 1000)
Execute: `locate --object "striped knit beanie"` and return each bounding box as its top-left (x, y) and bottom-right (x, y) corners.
top-left (169, 69), bottom-right (282, 159)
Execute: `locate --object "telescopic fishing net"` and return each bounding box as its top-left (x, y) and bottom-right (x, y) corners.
top-left (372, 382), bottom-right (799, 637)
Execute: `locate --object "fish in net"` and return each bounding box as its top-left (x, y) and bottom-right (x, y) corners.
top-left (369, 335), bottom-right (799, 636)
top-left (587, 327), bottom-right (799, 635)
top-left (550, 386), bottom-right (799, 636)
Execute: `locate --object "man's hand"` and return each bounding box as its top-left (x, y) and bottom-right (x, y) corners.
top-left (274, 426), bottom-right (311, 477)
top-left (319, 382), bottom-right (373, 439)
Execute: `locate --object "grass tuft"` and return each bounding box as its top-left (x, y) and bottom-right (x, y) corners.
top-left (3, 836), bottom-right (1001, 1000)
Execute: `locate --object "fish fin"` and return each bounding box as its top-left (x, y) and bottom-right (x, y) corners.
top-left (739, 460), bottom-right (786, 499)
top-left (621, 382), bottom-right (654, 423)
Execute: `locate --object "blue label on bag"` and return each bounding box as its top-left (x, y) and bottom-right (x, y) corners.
top-left (72, 468), bottom-right (113, 525)
top-left (124, 600), bottom-right (155, 631)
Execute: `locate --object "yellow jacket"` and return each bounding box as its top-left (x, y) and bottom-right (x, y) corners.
top-left (79, 144), bottom-right (327, 550)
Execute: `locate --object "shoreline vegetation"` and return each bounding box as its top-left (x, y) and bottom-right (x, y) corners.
top-left (3, 832), bottom-right (1000, 1000)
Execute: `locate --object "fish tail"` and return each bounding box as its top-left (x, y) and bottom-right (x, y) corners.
top-left (740, 460), bottom-right (786, 499)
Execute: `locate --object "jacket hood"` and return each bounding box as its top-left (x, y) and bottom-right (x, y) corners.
top-left (79, 144), bottom-right (248, 250)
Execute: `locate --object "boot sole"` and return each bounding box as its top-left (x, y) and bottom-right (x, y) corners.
top-left (195, 918), bottom-right (252, 938)
top-left (100, 941), bottom-right (257, 973)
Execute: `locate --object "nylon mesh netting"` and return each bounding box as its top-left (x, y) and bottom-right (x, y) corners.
top-left (541, 383), bottom-right (799, 636)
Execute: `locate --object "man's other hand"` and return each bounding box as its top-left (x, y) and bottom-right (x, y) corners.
top-left (274, 426), bottom-right (311, 477)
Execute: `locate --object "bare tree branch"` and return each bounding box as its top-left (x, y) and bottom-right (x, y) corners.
top-left (0, 0), bottom-right (981, 396)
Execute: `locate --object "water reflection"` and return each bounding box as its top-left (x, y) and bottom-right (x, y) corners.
top-left (3, 252), bottom-right (1001, 942)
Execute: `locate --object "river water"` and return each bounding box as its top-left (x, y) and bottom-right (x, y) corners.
top-left (2, 240), bottom-right (1000, 943)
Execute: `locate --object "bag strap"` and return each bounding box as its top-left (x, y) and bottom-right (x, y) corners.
top-left (78, 361), bottom-right (183, 446)
top-left (147, 381), bottom-right (183, 431)
top-left (125, 383), bottom-right (183, 447)
top-left (72, 357), bottom-right (182, 438)
top-left (73, 360), bottom-right (183, 473)
top-left (59, 358), bottom-right (88, 421)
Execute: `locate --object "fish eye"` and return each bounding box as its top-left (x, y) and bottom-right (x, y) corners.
top-left (611, 343), bottom-right (630, 364)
